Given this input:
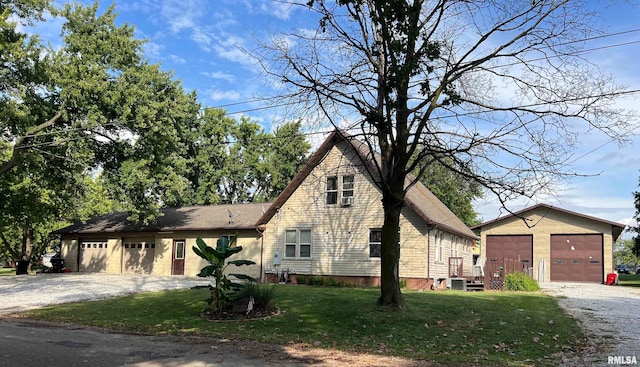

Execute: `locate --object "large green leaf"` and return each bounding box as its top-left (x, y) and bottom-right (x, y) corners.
top-left (230, 273), bottom-right (258, 282)
top-left (228, 259), bottom-right (256, 267)
top-left (196, 265), bottom-right (216, 278)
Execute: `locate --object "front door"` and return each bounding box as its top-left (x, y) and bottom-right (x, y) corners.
top-left (172, 240), bottom-right (185, 275)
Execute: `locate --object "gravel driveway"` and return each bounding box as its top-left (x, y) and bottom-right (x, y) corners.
top-left (541, 282), bottom-right (640, 366)
top-left (0, 273), bottom-right (211, 315)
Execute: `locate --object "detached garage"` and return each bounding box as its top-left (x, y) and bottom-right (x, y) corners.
top-left (472, 204), bottom-right (625, 283)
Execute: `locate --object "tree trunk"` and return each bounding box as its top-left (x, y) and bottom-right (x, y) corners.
top-left (377, 189), bottom-right (406, 309)
top-left (21, 223), bottom-right (34, 271)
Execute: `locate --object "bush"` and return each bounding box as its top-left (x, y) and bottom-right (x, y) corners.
top-left (234, 283), bottom-right (276, 311)
top-left (505, 272), bottom-right (540, 291)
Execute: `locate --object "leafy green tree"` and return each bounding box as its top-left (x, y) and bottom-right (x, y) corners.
top-left (182, 110), bottom-right (310, 205)
top-left (260, 121), bottom-right (311, 200)
top-left (1, 1), bottom-right (201, 261)
top-left (260, 0), bottom-right (634, 308)
top-left (0, 173), bottom-right (116, 265)
top-left (614, 239), bottom-right (639, 268)
top-left (418, 158), bottom-right (482, 226)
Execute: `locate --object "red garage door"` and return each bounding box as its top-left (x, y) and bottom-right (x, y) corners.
top-left (486, 235), bottom-right (533, 267)
top-left (550, 234), bottom-right (603, 282)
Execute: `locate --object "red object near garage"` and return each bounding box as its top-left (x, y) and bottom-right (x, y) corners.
top-left (605, 273), bottom-right (617, 285)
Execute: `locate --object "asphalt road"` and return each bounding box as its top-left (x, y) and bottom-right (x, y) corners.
top-left (0, 318), bottom-right (303, 367)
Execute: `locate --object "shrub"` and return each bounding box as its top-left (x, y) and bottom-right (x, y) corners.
top-left (505, 272), bottom-right (540, 291)
top-left (234, 283), bottom-right (276, 311)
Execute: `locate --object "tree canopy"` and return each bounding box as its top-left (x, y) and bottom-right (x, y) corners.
top-left (0, 1), bottom-right (310, 263)
top-left (258, 0), bottom-right (636, 308)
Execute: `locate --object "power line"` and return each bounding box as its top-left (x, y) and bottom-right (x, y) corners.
top-left (213, 28), bottom-right (640, 115)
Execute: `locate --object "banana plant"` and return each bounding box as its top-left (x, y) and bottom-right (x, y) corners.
top-left (192, 236), bottom-right (256, 315)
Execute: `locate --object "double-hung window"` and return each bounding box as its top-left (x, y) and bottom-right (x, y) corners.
top-left (369, 229), bottom-right (382, 258)
top-left (285, 229), bottom-right (311, 258)
top-left (341, 175), bottom-right (354, 205)
top-left (326, 176), bottom-right (338, 205)
top-left (326, 174), bottom-right (355, 206)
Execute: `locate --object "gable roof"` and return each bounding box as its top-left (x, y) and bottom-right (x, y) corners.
top-left (471, 203), bottom-right (627, 240)
top-left (257, 129), bottom-right (477, 239)
top-left (54, 203), bottom-right (270, 235)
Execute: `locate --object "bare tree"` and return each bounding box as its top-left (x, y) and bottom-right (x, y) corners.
top-left (255, 0), bottom-right (637, 309)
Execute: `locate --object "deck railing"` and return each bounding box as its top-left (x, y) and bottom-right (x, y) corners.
top-left (483, 257), bottom-right (533, 290)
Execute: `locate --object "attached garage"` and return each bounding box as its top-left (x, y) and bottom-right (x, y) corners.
top-left (79, 239), bottom-right (108, 272)
top-left (472, 203), bottom-right (625, 283)
top-left (122, 238), bottom-right (155, 274)
top-left (550, 234), bottom-right (603, 282)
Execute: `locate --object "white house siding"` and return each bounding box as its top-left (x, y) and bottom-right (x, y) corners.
top-left (262, 140), bottom-right (461, 281)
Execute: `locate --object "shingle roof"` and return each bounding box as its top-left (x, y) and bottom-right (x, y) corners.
top-left (54, 203), bottom-right (270, 234)
top-left (256, 129), bottom-right (477, 240)
top-left (470, 203), bottom-right (627, 240)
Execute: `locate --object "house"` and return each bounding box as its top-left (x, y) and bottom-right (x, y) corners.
top-left (56, 130), bottom-right (477, 289)
top-left (471, 203), bottom-right (626, 283)
top-left (257, 130), bottom-right (477, 289)
top-left (55, 204), bottom-right (268, 279)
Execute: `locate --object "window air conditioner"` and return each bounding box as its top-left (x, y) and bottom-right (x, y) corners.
top-left (341, 196), bottom-right (353, 206)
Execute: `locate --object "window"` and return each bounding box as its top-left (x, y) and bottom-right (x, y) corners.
top-left (326, 176), bottom-right (338, 204)
top-left (435, 232), bottom-right (444, 262)
top-left (369, 229), bottom-right (382, 258)
top-left (285, 229), bottom-right (311, 258)
top-left (174, 241), bottom-right (185, 260)
top-left (342, 175), bottom-right (354, 205)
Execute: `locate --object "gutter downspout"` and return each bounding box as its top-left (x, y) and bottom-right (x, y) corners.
top-left (256, 224), bottom-right (266, 282)
top-left (426, 224), bottom-right (437, 287)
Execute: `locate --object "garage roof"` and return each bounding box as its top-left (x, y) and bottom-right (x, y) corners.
top-left (54, 203), bottom-right (270, 234)
top-left (471, 203), bottom-right (627, 240)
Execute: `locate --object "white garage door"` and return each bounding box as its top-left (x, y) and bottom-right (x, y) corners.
top-left (79, 240), bottom-right (108, 272)
top-left (122, 238), bottom-right (155, 274)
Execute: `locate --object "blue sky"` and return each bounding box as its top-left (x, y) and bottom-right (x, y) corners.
top-left (32, 1), bottom-right (640, 231)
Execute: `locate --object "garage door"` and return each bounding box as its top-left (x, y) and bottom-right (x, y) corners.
top-left (486, 235), bottom-right (533, 267)
top-left (79, 240), bottom-right (108, 272)
top-left (550, 234), bottom-right (602, 282)
top-left (122, 238), bottom-right (155, 274)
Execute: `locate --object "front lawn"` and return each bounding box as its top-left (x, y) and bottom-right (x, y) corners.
top-left (21, 286), bottom-right (584, 366)
top-left (618, 273), bottom-right (640, 287)
top-left (0, 267), bottom-right (14, 276)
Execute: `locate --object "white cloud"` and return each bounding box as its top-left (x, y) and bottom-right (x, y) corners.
top-left (209, 89), bottom-right (241, 101)
top-left (158, 0), bottom-right (206, 33)
top-left (190, 27), bottom-right (213, 52)
top-left (201, 71), bottom-right (235, 82)
top-left (168, 54), bottom-right (187, 64)
top-left (212, 34), bottom-right (255, 66)
top-left (143, 41), bottom-right (162, 59)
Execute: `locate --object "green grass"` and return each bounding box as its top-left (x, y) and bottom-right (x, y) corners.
top-left (618, 273), bottom-right (640, 287)
top-left (0, 267), bottom-right (15, 276)
top-left (21, 286), bottom-right (584, 366)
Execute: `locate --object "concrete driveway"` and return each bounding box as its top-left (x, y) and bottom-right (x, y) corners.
top-left (0, 273), bottom-right (211, 315)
